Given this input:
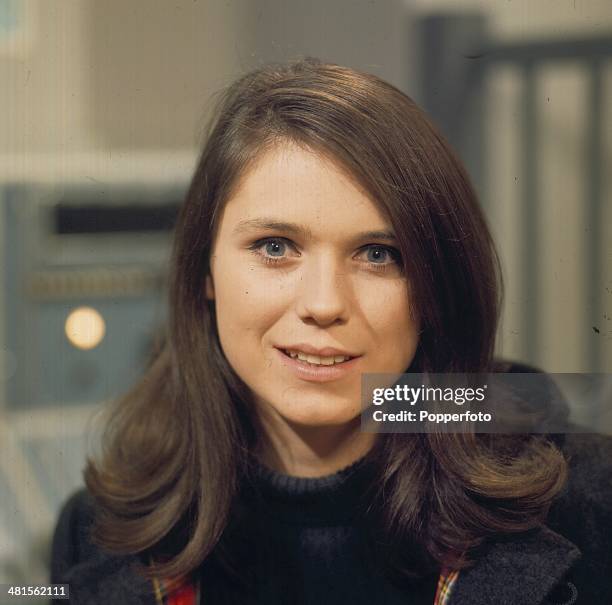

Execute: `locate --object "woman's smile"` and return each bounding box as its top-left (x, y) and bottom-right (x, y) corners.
top-left (273, 345), bottom-right (362, 383)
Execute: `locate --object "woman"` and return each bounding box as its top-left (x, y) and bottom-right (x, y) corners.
top-left (51, 58), bottom-right (612, 604)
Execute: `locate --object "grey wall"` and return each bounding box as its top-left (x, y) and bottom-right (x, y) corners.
top-left (84, 0), bottom-right (412, 149)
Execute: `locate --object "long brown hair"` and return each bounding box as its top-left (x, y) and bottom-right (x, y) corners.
top-left (84, 58), bottom-right (567, 580)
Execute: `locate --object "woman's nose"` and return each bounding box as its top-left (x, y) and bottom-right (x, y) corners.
top-left (295, 254), bottom-right (350, 325)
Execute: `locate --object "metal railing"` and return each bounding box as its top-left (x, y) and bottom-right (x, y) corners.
top-left (417, 15), bottom-right (611, 371)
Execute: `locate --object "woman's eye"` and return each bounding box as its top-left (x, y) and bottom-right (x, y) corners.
top-left (263, 239), bottom-right (287, 257)
top-left (360, 245), bottom-right (402, 272)
top-left (248, 237), bottom-right (296, 265)
top-left (247, 238), bottom-right (401, 272)
top-left (363, 245), bottom-right (393, 264)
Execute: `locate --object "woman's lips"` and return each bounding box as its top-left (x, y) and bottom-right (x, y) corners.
top-left (274, 347), bottom-right (361, 382)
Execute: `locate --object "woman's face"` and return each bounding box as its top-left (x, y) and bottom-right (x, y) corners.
top-left (206, 143), bottom-right (420, 429)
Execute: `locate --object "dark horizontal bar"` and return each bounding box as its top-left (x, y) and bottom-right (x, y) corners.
top-left (466, 33), bottom-right (612, 64)
top-left (54, 202), bottom-right (181, 234)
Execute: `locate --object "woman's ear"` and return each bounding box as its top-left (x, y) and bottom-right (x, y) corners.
top-left (205, 274), bottom-right (215, 300)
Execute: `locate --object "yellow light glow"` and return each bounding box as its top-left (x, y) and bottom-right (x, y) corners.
top-left (64, 306), bottom-right (106, 350)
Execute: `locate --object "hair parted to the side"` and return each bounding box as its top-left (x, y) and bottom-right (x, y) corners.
top-left (84, 57), bottom-right (567, 581)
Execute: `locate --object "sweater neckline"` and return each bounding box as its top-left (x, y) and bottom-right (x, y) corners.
top-left (254, 454), bottom-right (369, 495)
top-left (244, 454), bottom-right (375, 525)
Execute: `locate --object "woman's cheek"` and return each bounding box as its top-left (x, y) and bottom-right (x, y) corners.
top-left (222, 269), bottom-right (285, 330)
top-left (362, 280), bottom-right (418, 367)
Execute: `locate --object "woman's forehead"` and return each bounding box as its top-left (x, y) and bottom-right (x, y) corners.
top-left (231, 142), bottom-right (361, 195)
top-left (219, 143), bottom-right (394, 236)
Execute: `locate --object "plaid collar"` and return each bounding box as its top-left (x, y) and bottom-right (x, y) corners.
top-left (152, 568), bottom-right (460, 605)
top-left (141, 523), bottom-right (580, 605)
top-left (152, 572), bottom-right (200, 605)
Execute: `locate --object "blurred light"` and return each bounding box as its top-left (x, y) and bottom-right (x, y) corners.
top-left (64, 306), bottom-right (106, 350)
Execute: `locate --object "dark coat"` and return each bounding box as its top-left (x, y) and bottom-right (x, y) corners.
top-left (50, 430), bottom-right (612, 605)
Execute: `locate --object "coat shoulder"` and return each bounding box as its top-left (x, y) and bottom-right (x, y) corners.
top-left (50, 489), bottom-right (155, 604)
top-left (50, 488), bottom-right (98, 582)
top-left (558, 432), bottom-right (612, 501)
top-left (546, 432), bottom-right (612, 604)
top-left (549, 431), bottom-right (612, 548)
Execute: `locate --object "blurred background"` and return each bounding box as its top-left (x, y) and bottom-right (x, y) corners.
top-left (0, 0), bottom-right (611, 594)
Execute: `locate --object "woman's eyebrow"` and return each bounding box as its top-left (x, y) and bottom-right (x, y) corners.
top-left (232, 217), bottom-right (398, 242)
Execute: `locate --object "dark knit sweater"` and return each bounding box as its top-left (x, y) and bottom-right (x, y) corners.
top-left (50, 431), bottom-right (612, 604)
top-left (197, 456), bottom-right (439, 605)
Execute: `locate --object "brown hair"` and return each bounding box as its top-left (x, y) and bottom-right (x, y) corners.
top-left (84, 58), bottom-right (567, 580)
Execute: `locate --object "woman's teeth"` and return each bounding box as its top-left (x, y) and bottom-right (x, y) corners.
top-left (283, 349), bottom-right (351, 366)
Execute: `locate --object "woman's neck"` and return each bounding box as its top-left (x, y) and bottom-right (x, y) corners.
top-left (254, 412), bottom-right (377, 478)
